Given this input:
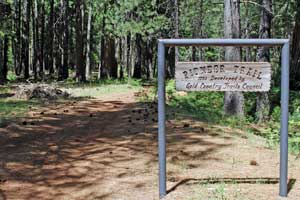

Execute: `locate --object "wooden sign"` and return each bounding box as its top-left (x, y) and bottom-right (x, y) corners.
top-left (175, 62), bottom-right (271, 92)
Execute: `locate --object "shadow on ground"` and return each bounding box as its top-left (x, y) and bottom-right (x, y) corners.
top-left (0, 98), bottom-right (246, 199)
top-left (167, 177), bottom-right (296, 194)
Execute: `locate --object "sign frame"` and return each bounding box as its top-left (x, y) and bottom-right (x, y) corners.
top-left (157, 38), bottom-right (290, 199)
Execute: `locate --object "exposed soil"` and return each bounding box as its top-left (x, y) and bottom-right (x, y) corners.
top-left (0, 89), bottom-right (300, 200)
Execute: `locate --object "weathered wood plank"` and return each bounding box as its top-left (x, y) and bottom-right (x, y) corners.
top-left (175, 62), bottom-right (271, 92)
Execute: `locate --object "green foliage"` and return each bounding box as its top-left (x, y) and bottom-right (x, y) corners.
top-left (7, 71), bottom-right (17, 82)
top-left (154, 81), bottom-right (300, 154)
top-left (0, 99), bottom-right (43, 127)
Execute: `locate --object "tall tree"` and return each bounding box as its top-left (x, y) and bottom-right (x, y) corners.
top-left (38, 0), bottom-right (45, 78)
top-left (48, 0), bottom-right (54, 75)
top-left (192, 0), bottom-right (204, 61)
top-left (13, 0), bottom-right (22, 76)
top-left (223, 0), bottom-right (244, 116)
top-left (63, 0), bottom-right (69, 80)
top-left (103, 36), bottom-right (118, 78)
top-left (22, 0), bottom-right (31, 79)
top-left (75, 0), bottom-right (85, 82)
top-left (256, 0), bottom-right (273, 122)
top-left (133, 34), bottom-right (142, 78)
top-left (174, 0), bottom-right (179, 62)
top-left (192, 0), bottom-right (203, 61)
top-left (32, 0), bottom-right (38, 79)
top-left (58, 0), bottom-right (69, 80)
top-left (85, 0), bottom-right (92, 81)
top-left (0, 36), bottom-right (8, 84)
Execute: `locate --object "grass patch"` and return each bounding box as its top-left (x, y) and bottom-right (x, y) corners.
top-left (60, 78), bottom-right (143, 98)
top-left (0, 99), bottom-right (44, 127)
top-left (146, 80), bottom-right (300, 154)
top-left (66, 84), bottom-right (140, 98)
top-left (0, 81), bottom-right (142, 127)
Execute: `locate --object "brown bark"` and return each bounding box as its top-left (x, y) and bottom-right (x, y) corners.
top-left (75, 0), bottom-right (85, 82)
top-left (223, 0), bottom-right (244, 116)
top-left (22, 0), bottom-right (31, 79)
top-left (133, 34), bottom-right (142, 79)
top-left (0, 36), bottom-right (8, 84)
top-left (192, 0), bottom-right (203, 61)
top-left (104, 37), bottom-right (118, 79)
top-left (39, 0), bottom-right (45, 78)
top-left (85, 1), bottom-right (92, 81)
top-left (48, 0), bottom-right (54, 75)
top-left (256, 0), bottom-right (272, 122)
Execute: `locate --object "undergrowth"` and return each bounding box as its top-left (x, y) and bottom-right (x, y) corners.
top-left (148, 80), bottom-right (300, 154)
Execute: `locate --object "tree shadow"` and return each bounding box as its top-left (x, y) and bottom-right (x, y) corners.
top-left (167, 177), bottom-right (297, 195)
top-left (0, 98), bottom-right (234, 199)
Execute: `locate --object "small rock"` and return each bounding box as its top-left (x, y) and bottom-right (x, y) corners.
top-left (183, 123), bottom-right (190, 128)
top-left (250, 160), bottom-right (258, 166)
top-left (168, 177), bottom-right (177, 182)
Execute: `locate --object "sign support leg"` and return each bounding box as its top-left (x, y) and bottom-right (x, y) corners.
top-left (158, 42), bottom-right (166, 199)
top-left (279, 41), bottom-right (289, 197)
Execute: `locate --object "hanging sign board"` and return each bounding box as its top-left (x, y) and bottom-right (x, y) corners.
top-left (175, 62), bottom-right (271, 92)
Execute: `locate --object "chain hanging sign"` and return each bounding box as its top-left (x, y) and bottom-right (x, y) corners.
top-left (175, 62), bottom-right (271, 92)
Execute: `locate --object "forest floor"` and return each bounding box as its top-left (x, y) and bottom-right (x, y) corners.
top-left (0, 85), bottom-right (300, 200)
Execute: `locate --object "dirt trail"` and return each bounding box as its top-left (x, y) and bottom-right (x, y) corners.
top-left (0, 90), bottom-right (300, 200)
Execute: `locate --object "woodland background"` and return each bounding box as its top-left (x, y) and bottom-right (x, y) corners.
top-left (0, 0), bottom-right (299, 122)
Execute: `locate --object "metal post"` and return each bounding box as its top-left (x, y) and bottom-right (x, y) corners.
top-left (158, 41), bottom-right (166, 198)
top-left (279, 41), bottom-right (290, 197)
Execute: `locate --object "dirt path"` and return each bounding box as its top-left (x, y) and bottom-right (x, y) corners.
top-left (0, 90), bottom-right (300, 200)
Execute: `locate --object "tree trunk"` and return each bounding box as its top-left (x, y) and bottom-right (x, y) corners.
top-left (39, 0), bottom-right (45, 78)
top-left (126, 34), bottom-right (131, 79)
top-left (146, 39), bottom-right (154, 80)
top-left (133, 34), bottom-right (142, 79)
top-left (14, 0), bottom-right (22, 76)
top-left (85, 1), bottom-right (92, 81)
top-left (48, 0), bottom-right (54, 75)
top-left (103, 37), bottom-right (117, 79)
top-left (118, 38), bottom-right (124, 79)
top-left (256, 0), bottom-right (272, 122)
top-left (291, 0), bottom-right (300, 90)
top-left (62, 0), bottom-right (69, 80)
top-left (244, 1), bottom-right (251, 62)
top-left (223, 0), bottom-right (244, 116)
top-left (192, 0), bottom-right (203, 61)
top-left (32, 0), bottom-right (38, 79)
top-left (174, 0), bottom-right (179, 62)
top-left (22, 0), bottom-right (31, 79)
top-left (0, 36), bottom-right (8, 84)
top-left (99, 3), bottom-right (107, 79)
top-left (75, 0), bottom-right (85, 82)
